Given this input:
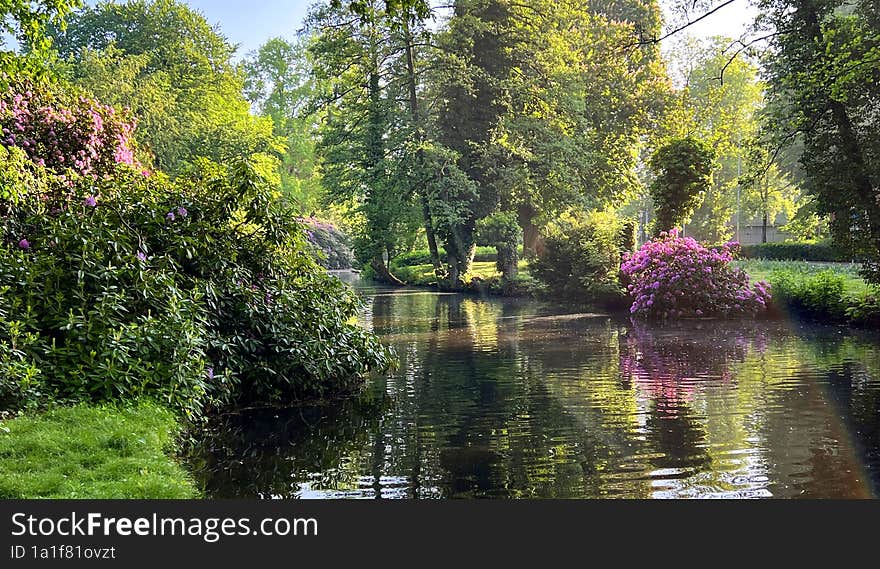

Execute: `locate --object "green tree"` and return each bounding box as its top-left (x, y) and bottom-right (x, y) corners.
top-left (759, 0), bottom-right (880, 281)
top-left (490, 0), bottom-right (667, 255)
top-left (241, 37), bottom-right (323, 212)
top-left (432, 0), bottom-right (667, 281)
top-left (1, 0), bottom-right (80, 80)
top-left (670, 37), bottom-right (765, 243)
top-left (47, 0), bottom-right (282, 175)
top-left (475, 212), bottom-right (521, 282)
top-left (649, 136), bottom-right (717, 236)
top-left (308, 0), bottom-right (422, 284)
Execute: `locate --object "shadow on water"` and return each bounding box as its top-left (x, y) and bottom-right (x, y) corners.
top-left (186, 272), bottom-right (880, 499)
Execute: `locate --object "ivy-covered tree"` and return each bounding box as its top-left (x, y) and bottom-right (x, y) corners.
top-left (649, 136), bottom-right (717, 236)
top-left (476, 212), bottom-right (521, 282)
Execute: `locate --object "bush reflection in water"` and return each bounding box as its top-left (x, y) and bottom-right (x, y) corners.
top-left (186, 283), bottom-right (880, 499)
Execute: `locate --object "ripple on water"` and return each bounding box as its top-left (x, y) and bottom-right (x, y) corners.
top-left (186, 284), bottom-right (880, 499)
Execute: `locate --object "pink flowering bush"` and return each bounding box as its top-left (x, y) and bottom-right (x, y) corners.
top-left (621, 230), bottom-right (771, 319)
top-left (0, 81), bottom-right (140, 183)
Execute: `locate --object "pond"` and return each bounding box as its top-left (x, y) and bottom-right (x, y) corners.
top-left (187, 272), bottom-right (880, 499)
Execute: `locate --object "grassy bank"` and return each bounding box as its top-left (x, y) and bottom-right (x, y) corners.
top-left (734, 259), bottom-right (878, 326)
top-left (736, 259), bottom-right (870, 294)
top-left (0, 402), bottom-right (198, 499)
top-left (390, 256), bottom-right (878, 327)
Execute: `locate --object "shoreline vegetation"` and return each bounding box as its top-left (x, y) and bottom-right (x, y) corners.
top-left (0, 402), bottom-right (198, 499)
top-left (376, 254), bottom-right (878, 328)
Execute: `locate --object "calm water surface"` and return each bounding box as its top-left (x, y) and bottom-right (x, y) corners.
top-left (188, 272), bottom-right (880, 499)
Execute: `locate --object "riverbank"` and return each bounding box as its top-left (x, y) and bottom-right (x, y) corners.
top-left (0, 402), bottom-right (198, 499)
top-left (384, 258), bottom-right (879, 326)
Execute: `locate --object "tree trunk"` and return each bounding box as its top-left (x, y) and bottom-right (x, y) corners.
top-left (501, 248), bottom-right (518, 282)
top-left (421, 196), bottom-right (442, 272)
top-left (518, 203), bottom-right (541, 258)
top-left (762, 210), bottom-right (768, 244)
top-left (371, 256), bottom-right (405, 286)
top-left (446, 254), bottom-right (460, 287)
top-left (830, 101), bottom-right (880, 246)
top-left (404, 19), bottom-right (443, 274)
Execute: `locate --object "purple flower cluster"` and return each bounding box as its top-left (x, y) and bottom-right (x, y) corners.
top-left (621, 230), bottom-right (771, 319)
top-left (0, 85), bottom-right (139, 181)
top-left (166, 206), bottom-right (188, 222)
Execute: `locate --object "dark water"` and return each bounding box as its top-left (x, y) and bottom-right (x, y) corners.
top-left (187, 272), bottom-right (880, 499)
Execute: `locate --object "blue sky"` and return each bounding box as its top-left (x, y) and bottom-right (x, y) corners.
top-left (181, 1), bottom-right (313, 57)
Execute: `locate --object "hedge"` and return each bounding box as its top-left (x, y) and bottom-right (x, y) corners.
top-left (740, 241), bottom-right (850, 262)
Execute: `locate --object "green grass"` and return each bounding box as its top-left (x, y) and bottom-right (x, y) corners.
top-left (0, 402), bottom-right (199, 499)
top-left (394, 260), bottom-right (531, 286)
top-left (736, 259), bottom-right (869, 294)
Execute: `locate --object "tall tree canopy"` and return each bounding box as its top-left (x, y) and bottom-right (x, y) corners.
top-left (1, 0), bottom-right (80, 80)
top-left (241, 37), bottom-right (322, 212)
top-left (308, 0), bottom-right (426, 284)
top-left (428, 0), bottom-right (668, 281)
top-left (45, 0), bottom-right (282, 175)
top-left (759, 0), bottom-right (880, 280)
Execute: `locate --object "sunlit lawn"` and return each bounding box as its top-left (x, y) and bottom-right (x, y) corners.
top-left (394, 260), bottom-right (530, 285)
top-left (0, 403), bottom-right (198, 499)
top-left (395, 257), bottom-right (871, 296)
top-left (735, 259), bottom-right (870, 294)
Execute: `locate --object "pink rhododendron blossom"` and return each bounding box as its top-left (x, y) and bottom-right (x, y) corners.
top-left (621, 231), bottom-right (771, 319)
top-left (1, 83), bottom-right (140, 183)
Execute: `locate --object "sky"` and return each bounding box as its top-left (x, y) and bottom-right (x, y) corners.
top-left (181, 1), bottom-right (313, 57)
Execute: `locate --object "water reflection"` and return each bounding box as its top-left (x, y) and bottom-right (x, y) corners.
top-left (187, 277), bottom-right (880, 499)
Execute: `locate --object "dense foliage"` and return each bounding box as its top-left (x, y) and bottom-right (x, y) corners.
top-left (530, 212), bottom-right (625, 300)
top-left (649, 137), bottom-right (717, 236)
top-left (622, 231), bottom-right (771, 319)
top-left (1, 85), bottom-right (392, 415)
top-left (770, 269), bottom-right (880, 326)
top-left (47, 0), bottom-right (282, 176)
top-left (0, 1), bottom-right (81, 81)
top-left (759, 0), bottom-right (880, 284)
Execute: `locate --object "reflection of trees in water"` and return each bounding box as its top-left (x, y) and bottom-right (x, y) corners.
top-left (184, 395), bottom-right (389, 498)
top-left (617, 321), bottom-right (774, 474)
top-left (375, 293), bottom-right (619, 497)
top-left (619, 321), bottom-right (880, 497)
top-left (190, 285), bottom-right (880, 499)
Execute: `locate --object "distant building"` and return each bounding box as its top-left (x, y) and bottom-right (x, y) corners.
top-left (732, 212), bottom-right (794, 245)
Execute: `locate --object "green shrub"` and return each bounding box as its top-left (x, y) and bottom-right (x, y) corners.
top-left (530, 211), bottom-right (624, 300)
top-left (741, 240), bottom-right (848, 262)
top-left (1, 149), bottom-right (394, 415)
top-left (845, 290), bottom-right (880, 328)
top-left (770, 269), bottom-right (848, 320)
